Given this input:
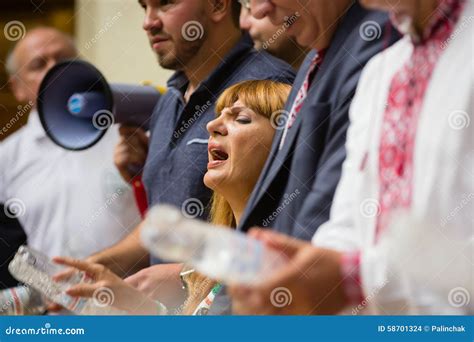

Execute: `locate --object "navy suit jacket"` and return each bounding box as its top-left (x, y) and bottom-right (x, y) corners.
top-left (239, 4), bottom-right (400, 238)
top-left (210, 3), bottom-right (400, 314)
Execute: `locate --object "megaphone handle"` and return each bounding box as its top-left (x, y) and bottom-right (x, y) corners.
top-left (131, 175), bottom-right (148, 218)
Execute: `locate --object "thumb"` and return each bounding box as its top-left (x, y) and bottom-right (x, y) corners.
top-left (118, 125), bottom-right (140, 136)
top-left (46, 301), bottom-right (64, 313)
top-left (248, 228), bottom-right (305, 258)
top-left (124, 273), bottom-right (140, 288)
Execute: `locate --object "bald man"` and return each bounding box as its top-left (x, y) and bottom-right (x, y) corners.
top-left (5, 28), bottom-right (77, 107)
top-left (0, 27), bottom-right (140, 262)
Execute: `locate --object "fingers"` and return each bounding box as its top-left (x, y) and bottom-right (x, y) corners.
top-left (114, 154), bottom-right (146, 176)
top-left (52, 267), bottom-right (78, 282)
top-left (118, 125), bottom-right (144, 137)
top-left (52, 258), bottom-right (102, 301)
top-left (45, 302), bottom-right (64, 313)
top-left (65, 283), bottom-right (99, 298)
top-left (124, 272), bottom-right (141, 288)
top-left (247, 227), bottom-right (267, 239)
top-left (114, 126), bottom-right (149, 183)
top-left (229, 285), bottom-right (267, 315)
top-left (117, 125), bottom-right (149, 159)
top-left (53, 256), bottom-right (103, 278)
top-left (118, 126), bottom-right (149, 146)
top-left (119, 133), bottom-right (148, 151)
top-left (115, 140), bottom-right (147, 165)
top-left (229, 241), bottom-right (313, 315)
top-left (248, 227), bottom-right (305, 257)
top-left (53, 258), bottom-right (107, 298)
top-left (230, 272), bottom-right (294, 315)
top-left (248, 227), bottom-right (294, 243)
top-left (135, 129), bottom-right (150, 146)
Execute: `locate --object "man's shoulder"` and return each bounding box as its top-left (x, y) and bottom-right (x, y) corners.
top-left (330, 6), bottom-right (400, 68)
top-left (315, 9), bottom-right (401, 102)
top-left (232, 48), bottom-right (296, 84)
top-left (0, 126), bottom-right (27, 156)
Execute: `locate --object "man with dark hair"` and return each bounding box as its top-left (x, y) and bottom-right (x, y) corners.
top-left (86, 0), bottom-right (295, 309)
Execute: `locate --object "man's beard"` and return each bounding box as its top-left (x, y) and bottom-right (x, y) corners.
top-left (156, 35), bottom-right (205, 70)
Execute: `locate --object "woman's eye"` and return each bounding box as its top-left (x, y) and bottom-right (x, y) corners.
top-left (236, 117), bottom-right (251, 124)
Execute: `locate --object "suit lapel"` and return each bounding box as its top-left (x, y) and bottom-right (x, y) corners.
top-left (243, 51), bottom-right (315, 212)
top-left (241, 3), bottom-right (369, 228)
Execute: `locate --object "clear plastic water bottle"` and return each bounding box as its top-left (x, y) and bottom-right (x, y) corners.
top-left (8, 246), bottom-right (124, 315)
top-left (141, 205), bottom-right (287, 285)
top-left (0, 285), bottom-right (46, 315)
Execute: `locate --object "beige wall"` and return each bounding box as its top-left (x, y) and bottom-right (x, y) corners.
top-left (75, 0), bottom-right (172, 86)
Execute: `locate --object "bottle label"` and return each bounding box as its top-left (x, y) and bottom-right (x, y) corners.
top-left (1, 286), bottom-right (30, 315)
top-left (9, 287), bottom-right (24, 315)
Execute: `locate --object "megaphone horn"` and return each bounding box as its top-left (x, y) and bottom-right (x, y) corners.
top-left (38, 60), bottom-right (164, 151)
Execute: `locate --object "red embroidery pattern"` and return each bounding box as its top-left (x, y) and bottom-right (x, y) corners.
top-left (376, 0), bottom-right (465, 238)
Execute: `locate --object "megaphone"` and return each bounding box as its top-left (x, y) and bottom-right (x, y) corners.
top-left (38, 60), bottom-right (164, 150)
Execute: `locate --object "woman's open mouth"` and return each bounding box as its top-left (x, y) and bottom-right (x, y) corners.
top-left (208, 145), bottom-right (229, 169)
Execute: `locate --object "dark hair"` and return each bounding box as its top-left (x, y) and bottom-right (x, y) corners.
top-left (231, 0), bottom-right (241, 27)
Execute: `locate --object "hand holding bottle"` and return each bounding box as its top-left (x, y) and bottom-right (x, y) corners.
top-left (53, 257), bottom-right (167, 315)
top-left (141, 205), bottom-right (288, 286)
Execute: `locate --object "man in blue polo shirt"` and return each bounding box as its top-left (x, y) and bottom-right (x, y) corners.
top-left (88, 0), bottom-right (295, 307)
